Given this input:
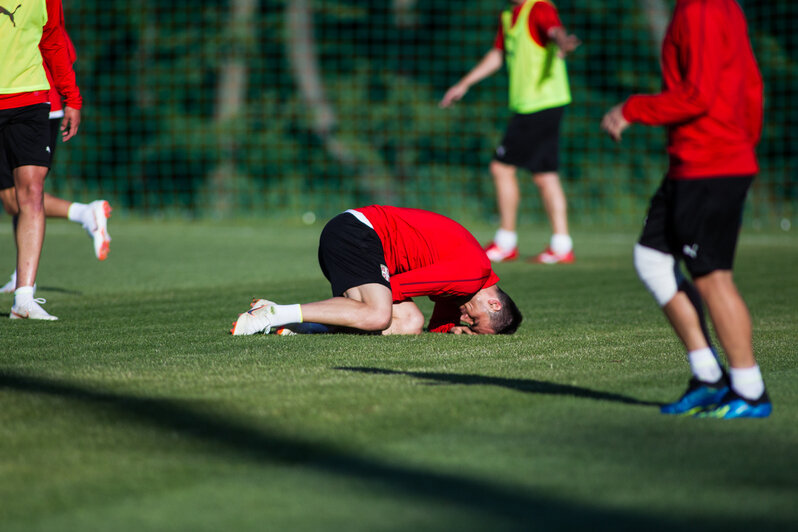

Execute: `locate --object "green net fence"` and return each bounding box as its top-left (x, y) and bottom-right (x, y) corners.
top-left (50, 0), bottom-right (796, 228)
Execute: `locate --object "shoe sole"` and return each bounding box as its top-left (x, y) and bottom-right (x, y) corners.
top-left (696, 402), bottom-right (772, 419)
top-left (10, 310), bottom-right (58, 321)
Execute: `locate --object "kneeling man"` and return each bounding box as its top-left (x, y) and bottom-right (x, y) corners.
top-left (231, 205), bottom-right (522, 336)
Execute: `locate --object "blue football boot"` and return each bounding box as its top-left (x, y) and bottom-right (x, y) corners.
top-left (696, 389), bottom-right (772, 419)
top-left (660, 377), bottom-right (729, 415)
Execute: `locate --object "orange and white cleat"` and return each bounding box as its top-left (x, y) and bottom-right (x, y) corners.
top-left (86, 200), bottom-right (112, 261)
top-left (230, 299), bottom-right (275, 335)
top-left (529, 246), bottom-right (575, 264)
top-left (484, 241), bottom-right (519, 263)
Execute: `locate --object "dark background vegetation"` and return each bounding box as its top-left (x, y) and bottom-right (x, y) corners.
top-left (53, 0), bottom-right (796, 226)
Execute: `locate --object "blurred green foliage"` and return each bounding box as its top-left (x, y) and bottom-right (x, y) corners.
top-left (52, 0), bottom-right (796, 226)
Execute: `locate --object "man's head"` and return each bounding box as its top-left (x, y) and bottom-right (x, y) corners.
top-left (459, 285), bottom-right (523, 335)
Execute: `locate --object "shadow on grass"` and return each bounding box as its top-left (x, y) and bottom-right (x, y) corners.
top-left (0, 369), bottom-right (735, 530)
top-left (37, 286), bottom-right (83, 296)
top-left (336, 367), bottom-right (661, 407)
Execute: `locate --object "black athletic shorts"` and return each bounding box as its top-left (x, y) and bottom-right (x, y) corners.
top-left (48, 117), bottom-right (61, 161)
top-left (639, 176), bottom-right (754, 277)
top-left (493, 105), bottom-right (565, 173)
top-left (318, 211), bottom-right (392, 297)
top-left (0, 104), bottom-right (52, 190)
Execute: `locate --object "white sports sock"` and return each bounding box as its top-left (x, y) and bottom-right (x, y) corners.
top-left (550, 233), bottom-right (573, 254)
top-left (270, 304), bottom-right (303, 327)
top-left (729, 365), bottom-right (765, 400)
top-left (687, 347), bottom-right (723, 383)
top-left (494, 229), bottom-right (517, 250)
top-left (14, 285), bottom-right (35, 306)
top-left (67, 202), bottom-right (90, 224)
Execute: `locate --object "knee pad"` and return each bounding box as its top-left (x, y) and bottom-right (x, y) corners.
top-left (634, 244), bottom-right (678, 307)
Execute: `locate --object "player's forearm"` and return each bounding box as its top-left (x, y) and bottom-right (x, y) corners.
top-left (458, 49), bottom-right (503, 89)
top-left (623, 83), bottom-right (711, 127)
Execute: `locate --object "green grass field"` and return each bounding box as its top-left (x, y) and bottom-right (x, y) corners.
top-left (1, 218), bottom-right (796, 531)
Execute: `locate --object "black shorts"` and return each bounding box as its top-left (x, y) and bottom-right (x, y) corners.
top-left (639, 176), bottom-right (753, 277)
top-left (493, 105), bottom-right (565, 173)
top-left (48, 117), bottom-right (61, 161)
top-left (0, 104), bottom-right (52, 190)
top-left (318, 211), bottom-right (392, 297)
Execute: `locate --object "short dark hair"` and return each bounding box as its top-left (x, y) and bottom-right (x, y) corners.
top-left (489, 287), bottom-right (523, 335)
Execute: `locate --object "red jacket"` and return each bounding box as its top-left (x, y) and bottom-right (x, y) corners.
top-left (622, 0), bottom-right (762, 179)
top-left (354, 205), bottom-right (500, 333)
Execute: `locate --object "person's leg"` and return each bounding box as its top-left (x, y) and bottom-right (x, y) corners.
top-left (13, 165), bottom-right (48, 289)
top-left (9, 165), bottom-right (57, 320)
top-left (231, 284), bottom-right (396, 336)
top-left (662, 292), bottom-right (712, 352)
top-left (0, 187), bottom-right (18, 293)
top-left (484, 160), bottom-right (520, 261)
top-left (383, 300), bottom-right (425, 335)
top-left (693, 271), bottom-right (755, 369)
top-left (490, 160), bottom-right (519, 234)
top-left (44, 193), bottom-right (71, 217)
top-left (691, 270), bottom-right (770, 417)
top-left (531, 171), bottom-right (573, 261)
top-left (532, 171), bottom-right (569, 237)
top-left (300, 283), bottom-right (394, 332)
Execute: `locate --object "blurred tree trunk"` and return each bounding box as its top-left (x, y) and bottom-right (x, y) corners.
top-left (209, 0), bottom-right (256, 217)
top-left (392, 0), bottom-right (417, 28)
top-left (287, 0), bottom-right (395, 204)
top-left (641, 0), bottom-right (669, 50)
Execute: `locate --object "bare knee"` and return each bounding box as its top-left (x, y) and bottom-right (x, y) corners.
top-left (490, 160), bottom-right (516, 179)
top-left (694, 270), bottom-right (734, 297)
top-left (393, 310), bottom-right (425, 335)
top-left (532, 172), bottom-right (560, 188)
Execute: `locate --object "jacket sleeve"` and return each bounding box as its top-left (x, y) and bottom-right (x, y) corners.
top-left (623, 2), bottom-right (722, 126)
top-left (742, 49), bottom-right (764, 145)
top-left (390, 260), bottom-right (494, 302)
top-left (39, 0), bottom-right (82, 109)
top-left (427, 302), bottom-right (461, 333)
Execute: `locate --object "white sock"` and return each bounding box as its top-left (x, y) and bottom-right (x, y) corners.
top-left (270, 304), bottom-right (303, 327)
top-left (687, 347), bottom-right (723, 383)
top-left (494, 229), bottom-right (517, 250)
top-left (729, 365), bottom-right (765, 400)
top-left (14, 285), bottom-right (35, 306)
top-left (550, 234), bottom-right (573, 254)
top-left (67, 202), bottom-right (89, 223)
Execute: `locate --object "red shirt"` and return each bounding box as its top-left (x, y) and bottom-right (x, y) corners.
top-left (0, 0), bottom-right (81, 111)
top-left (493, 1), bottom-right (563, 51)
top-left (622, 0), bottom-right (762, 179)
top-left (354, 205), bottom-right (500, 333)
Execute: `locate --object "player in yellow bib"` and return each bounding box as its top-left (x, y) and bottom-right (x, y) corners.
top-left (441, 0), bottom-right (579, 264)
top-left (0, 0), bottom-right (82, 320)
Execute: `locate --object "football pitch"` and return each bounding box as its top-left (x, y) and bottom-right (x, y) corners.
top-left (1, 219), bottom-right (796, 531)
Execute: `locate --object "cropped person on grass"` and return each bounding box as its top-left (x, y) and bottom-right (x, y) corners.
top-left (440, 0), bottom-right (580, 264)
top-left (1, 0), bottom-right (83, 320)
top-left (230, 205), bottom-right (522, 336)
top-left (1, 25), bottom-right (111, 295)
top-left (601, 0), bottom-right (771, 418)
